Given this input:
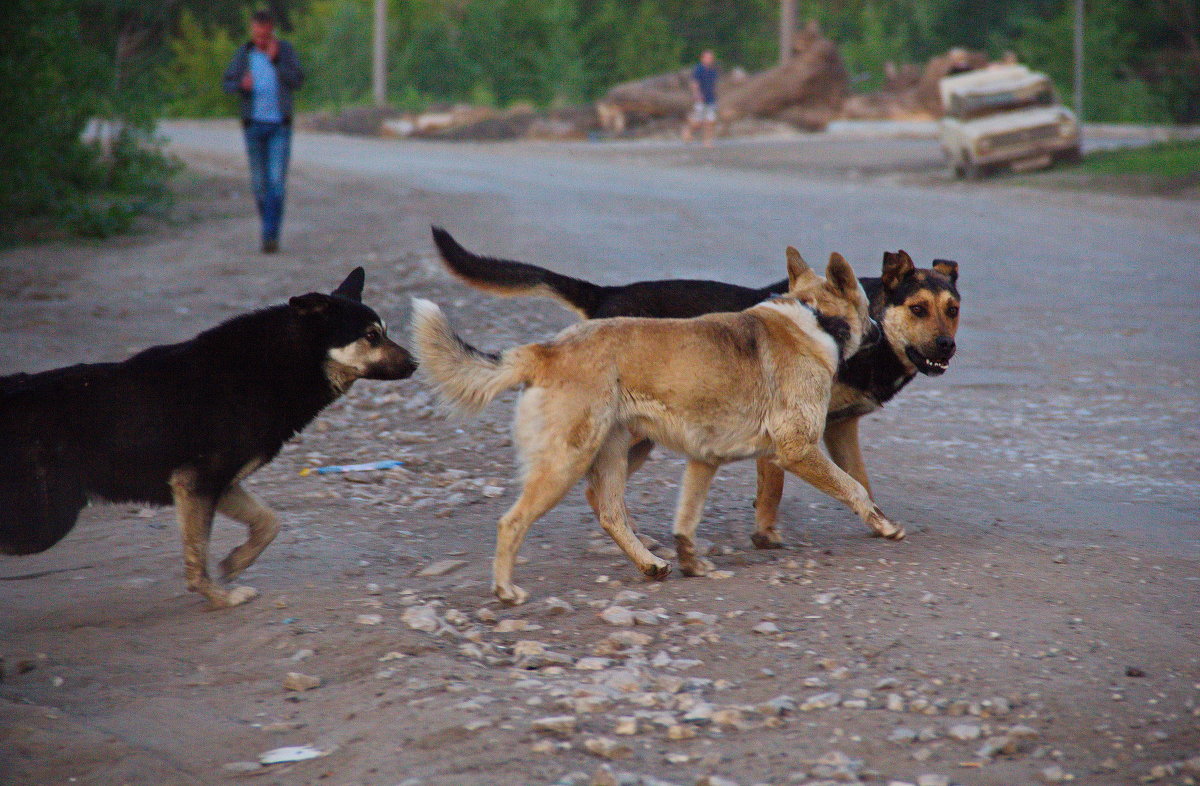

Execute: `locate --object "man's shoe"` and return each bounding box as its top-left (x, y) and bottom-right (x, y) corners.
top-left (262, 239), bottom-right (279, 253)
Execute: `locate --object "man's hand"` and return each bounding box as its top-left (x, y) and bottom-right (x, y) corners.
top-left (240, 72), bottom-right (253, 91)
top-left (265, 38), bottom-right (279, 60)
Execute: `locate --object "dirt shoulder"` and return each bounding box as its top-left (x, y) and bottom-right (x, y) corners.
top-left (1, 152), bottom-right (1197, 786)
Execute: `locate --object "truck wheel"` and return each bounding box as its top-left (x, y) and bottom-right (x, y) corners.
top-left (1057, 145), bottom-right (1083, 166)
top-left (963, 160), bottom-right (986, 180)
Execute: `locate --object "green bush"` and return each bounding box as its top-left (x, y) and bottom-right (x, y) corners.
top-left (395, 10), bottom-right (477, 103)
top-left (161, 9), bottom-right (239, 118)
top-left (457, 0), bottom-right (584, 106)
top-left (1009, 0), bottom-right (1170, 123)
top-left (294, 0), bottom-right (374, 110)
top-left (0, 0), bottom-right (177, 244)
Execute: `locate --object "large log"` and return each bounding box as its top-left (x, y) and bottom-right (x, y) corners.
top-left (597, 67), bottom-right (751, 134)
top-left (601, 69), bottom-right (694, 118)
top-left (840, 48), bottom-right (990, 121)
top-left (719, 22), bottom-right (848, 124)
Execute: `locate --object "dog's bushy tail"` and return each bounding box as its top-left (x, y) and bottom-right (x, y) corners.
top-left (431, 226), bottom-right (606, 319)
top-left (410, 298), bottom-right (529, 416)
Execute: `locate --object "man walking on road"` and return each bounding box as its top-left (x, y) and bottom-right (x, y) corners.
top-left (683, 49), bottom-right (718, 147)
top-left (223, 10), bottom-right (304, 253)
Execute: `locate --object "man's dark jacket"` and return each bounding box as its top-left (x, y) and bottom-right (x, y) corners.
top-left (222, 40), bottom-right (305, 125)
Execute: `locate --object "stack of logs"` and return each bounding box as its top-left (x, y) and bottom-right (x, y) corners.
top-left (311, 22), bottom-right (993, 140)
top-left (598, 22), bottom-right (849, 134)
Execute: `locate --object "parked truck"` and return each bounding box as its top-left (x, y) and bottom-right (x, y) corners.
top-left (939, 64), bottom-right (1081, 179)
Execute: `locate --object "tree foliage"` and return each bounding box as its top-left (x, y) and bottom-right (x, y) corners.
top-left (160, 10), bottom-right (239, 118)
top-left (5, 0), bottom-right (1199, 239)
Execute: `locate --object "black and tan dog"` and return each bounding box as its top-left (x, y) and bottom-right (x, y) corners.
top-left (0, 269), bottom-right (416, 608)
top-left (414, 249), bottom-right (902, 604)
top-left (432, 227), bottom-right (960, 549)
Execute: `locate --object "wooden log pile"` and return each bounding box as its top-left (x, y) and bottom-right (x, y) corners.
top-left (597, 21), bottom-right (848, 133)
top-left (309, 30), bottom-right (993, 140)
top-left (843, 47), bottom-right (990, 121)
top-left (719, 22), bottom-right (849, 130)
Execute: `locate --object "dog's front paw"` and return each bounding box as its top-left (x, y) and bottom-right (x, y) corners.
top-left (494, 583), bottom-right (529, 606)
top-left (675, 534), bottom-right (713, 577)
top-left (867, 506), bottom-right (906, 540)
top-left (206, 585), bottom-right (259, 610)
top-left (750, 530), bottom-right (784, 550)
top-left (642, 560), bottom-right (671, 581)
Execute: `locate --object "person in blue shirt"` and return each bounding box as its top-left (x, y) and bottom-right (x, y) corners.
top-left (683, 49), bottom-right (718, 147)
top-left (223, 11), bottom-right (305, 253)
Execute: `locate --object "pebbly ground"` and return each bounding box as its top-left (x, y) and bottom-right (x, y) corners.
top-left (0, 130), bottom-right (1197, 786)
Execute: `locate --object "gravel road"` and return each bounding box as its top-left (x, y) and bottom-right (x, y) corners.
top-left (1, 121), bottom-right (1196, 786)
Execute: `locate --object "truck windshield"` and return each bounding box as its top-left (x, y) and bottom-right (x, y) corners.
top-left (949, 82), bottom-right (1054, 119)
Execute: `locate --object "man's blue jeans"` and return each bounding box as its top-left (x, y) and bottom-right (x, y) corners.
top-left (243, 121), bottom-right (292, 246)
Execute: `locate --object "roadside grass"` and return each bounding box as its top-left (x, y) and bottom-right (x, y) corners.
top-left (1010, 138), bottom-right (1200, 197)
top-left (1078, 139), bottom-right (1200, 177)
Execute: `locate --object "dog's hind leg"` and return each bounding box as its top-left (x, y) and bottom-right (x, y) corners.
top-left (492, 464), bottom-right (582, 606)
top-left (672, 459), bottom-right (718, 576)
top-left (625, 438), bottom-right (655, 476)
top-left (585, 437), bottom-right (657, 544)
top-left (823, 416), bottom-right (872, 498)
top-left (216, 483), bottom-right (280, 583)
top-left (170, 469), bottom-right (259, 609)
top-left (751, 458), bottom-right (786, 550)
top-left (777, 446), bottom-right (904, 541)
top-left (587, 430), bottom-right (670, 581)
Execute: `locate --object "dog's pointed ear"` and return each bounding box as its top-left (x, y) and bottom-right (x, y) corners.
top-left (931, 258), bottom-right (959, 285)
top-left (825, 252), bottom-right (859, 296)
top-left (332, 267), bottom-right (365, 302)
top-left (881, 250), bottom-right (915, 291)
top-left (785, 246), bottom-right (816, 291)
top-left (289, 292), bottom-right (331, 318)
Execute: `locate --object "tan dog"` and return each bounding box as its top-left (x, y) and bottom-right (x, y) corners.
top-left (412, 250), bottom-right (904, 605)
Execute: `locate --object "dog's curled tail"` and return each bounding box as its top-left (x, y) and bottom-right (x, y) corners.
top-left (410, 298), bottom-right (528, 416)
top-left (431, 226), bottom-right (606, 319)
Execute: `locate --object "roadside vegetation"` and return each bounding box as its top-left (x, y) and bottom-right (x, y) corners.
top-left (3, 0), bottom-right (1198, 244)
top-left (1079, 138), bottom-right (1200, 177)
top-left (1011, 138), bottom-right (1200, 197)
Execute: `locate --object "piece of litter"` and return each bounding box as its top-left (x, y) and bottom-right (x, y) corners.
top-left (258, 745), bottom-right (329, 765)
top-left (417, 559), bottom-right (469, 578)
top-left (300, 460), bottom-right (403, 476)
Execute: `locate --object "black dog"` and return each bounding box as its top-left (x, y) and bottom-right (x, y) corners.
top-left (0, 268), bottom-right (416, 608)
top-left (431, 226), bottom-right (960, 548)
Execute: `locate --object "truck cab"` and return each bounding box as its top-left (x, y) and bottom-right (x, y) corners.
top-left (939, 64), bottom-right (1081, 178)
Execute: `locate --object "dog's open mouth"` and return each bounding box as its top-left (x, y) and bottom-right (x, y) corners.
top-left (905, 346), bottom-right (951, 376)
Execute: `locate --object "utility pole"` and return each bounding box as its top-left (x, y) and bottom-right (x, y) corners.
top-left (1073, 0), bottom-right (1084, 120)
top-left (780, 0), bottom-right (796, 65)
top-left (373, 0), bottom-right (387, 106)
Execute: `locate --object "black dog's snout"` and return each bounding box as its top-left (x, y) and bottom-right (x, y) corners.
top-left (935, 336), bottom-right (956, 356)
